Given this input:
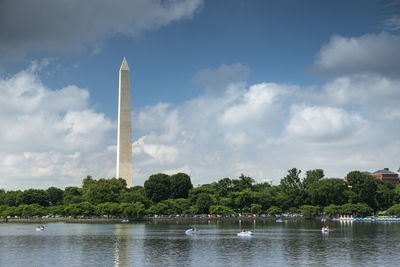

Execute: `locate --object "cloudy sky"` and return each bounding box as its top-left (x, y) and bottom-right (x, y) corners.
top-left (1, 0), bottom-right (400, 190)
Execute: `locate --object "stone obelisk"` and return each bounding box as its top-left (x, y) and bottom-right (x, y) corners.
top-left (116, 57), bottom-right (133, 188)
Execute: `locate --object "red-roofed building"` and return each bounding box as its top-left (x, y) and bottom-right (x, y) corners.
top-left (344, 168), bottom-right (400, 186)
top-left (371, 168), bottom-right (399, 186)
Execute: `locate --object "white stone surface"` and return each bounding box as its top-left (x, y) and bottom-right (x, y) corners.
top-left (116, 57), bottom-right (133, 188)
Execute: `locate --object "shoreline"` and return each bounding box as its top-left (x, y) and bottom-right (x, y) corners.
top-left (1, 216), bottom-right (302, 224)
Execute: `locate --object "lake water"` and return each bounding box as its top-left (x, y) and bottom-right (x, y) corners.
top-left (1, 220), bottom-right (400, 266)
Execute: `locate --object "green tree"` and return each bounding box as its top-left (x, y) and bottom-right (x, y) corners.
top-left (188, 184), bottom-right (216, 204)
top-left (131, 186), bottom-right (145, 194)
top-left (77, 201), bottom-right (95, 216)
top-left (47, 187), bottom-right (64, 206)
top-left (209, 205), bottom-right (234, 215)
top-left (4, 190), bottom-right (22, 206)
top-left (308, 178), bottom-right (348, 206)
top-left (82, 175), bottom-right (95, 188)
top-left (83, 178), bottom-right (127, 205)
top-left (323, 204), bottom-right (343, 216)
top-left (267, 206), bottom-right (283, 216)
top-left (65, 202), bottom-right (94, 217)
top-left (216, 178), bottom-right (234, 198)
top-left (387, 204), bottom-right (400, 216)
top-left (346, 171), bottom-right (378, 210)
top-left (21, 204), bottom-right (47, 217)
top-left (0, 205), bottom-right (7, 215)
top-left (394, 185), bottom-right (400, 204)
top-left (252, 189), bottom-right (274, 211)
top-left (63, 187), bottom-right (83, 205)
top-left (159, 199), bottom-right (178, 215)
top-left (279, 168), bottom-right (306, 208)
top-left (196, 193), bottom-right (214, 214)
top-left (18, 189), bottom-right (50, 206)
top-left (280, 168), bottom-right (302, 189)
top-left (49, 205), bottom-right (66, 216)
top-left (173, 198), bottom-right (191, 214)
top-left (2, 206), bottom-right (19, 217)
top-left (123, 202), bottom-right (145, 219)
top-left (300, 205), bottom-right (320, 218)
top-left (375, 181), bottom-right (395, 211)
top-left (144, 173), bottom-right (171, 203)
top-left (234, 189), bottom-right (253, 212)
top-left (341, 203), bottom-right (373, 216)
top-left (185, 205), bottom-right (199, 214)
top-left (0, 189), bottom-right (6, 205)
top-left (96, 202), bottom-right (121, 217)
top-left (147, 202), bottom-right (169, 215)
top-left (250, 204), bottom-right (262, 215)
top-left (303, 169), bottom-right (324, 189)
top-left (219, 197), bottom-right (234, 208)
top-left (232, 174), bottom-right (255, 191)
top-left (119, 190), bottom-right (152, 208)
top-left (253, 182), bottom-right (272, 192)
top-left (169, 173), bottom-right (193, 199)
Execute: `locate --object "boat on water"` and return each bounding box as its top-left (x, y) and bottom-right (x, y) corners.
top-left (185, 227), bottom-right (199, 234)
top-left (339, 215), bottom-right (354, 221)
top-left (121, 219), bottom-right (129, 223)
top-left (276, 219), bottom-right (283, 223)
top-left (237, 229), bottom-right (253, 236)
top-left (36, 226), bottom-right (44, 231)
top-left (321, 226), bottom-right (329, 233)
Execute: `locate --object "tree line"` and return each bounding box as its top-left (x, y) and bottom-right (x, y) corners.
top-left (2, 169), bottom-right (400, 219)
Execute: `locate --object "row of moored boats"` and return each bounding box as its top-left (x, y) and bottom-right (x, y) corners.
top-left (331, 216), bottom-right (400, 221)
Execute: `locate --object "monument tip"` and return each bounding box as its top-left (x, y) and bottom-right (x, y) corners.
top-left (120, 57), bottom-right (130, 70)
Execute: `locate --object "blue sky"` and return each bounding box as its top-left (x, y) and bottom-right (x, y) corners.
top-left (1, 0), bottom-right (400, 189)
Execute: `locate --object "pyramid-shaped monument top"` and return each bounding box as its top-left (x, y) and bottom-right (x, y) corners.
top-left (120, 57), bottom-right (130, 70)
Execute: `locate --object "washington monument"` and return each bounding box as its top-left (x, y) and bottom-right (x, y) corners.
top-left (116, 57), bottom-right (133, 188)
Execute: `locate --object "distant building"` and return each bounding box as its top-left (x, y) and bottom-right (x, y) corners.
top-left (344, 168), bottom-right (399, 186)
top-left (371, 168), bottom-right (399, 186)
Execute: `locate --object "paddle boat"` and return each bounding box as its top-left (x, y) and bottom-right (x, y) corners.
top-left (321, 226), bottom-right (329, 233)
top-left (237, 229), bottom-right (253, 236)
top-left (121, 219), bottom-right (129, 223)
top-left (36, 226), bottom-right (44, 231)
top-left (276, 219), bottom-right (283, 223)
top-left (185, 227), bottom-right (199, 234)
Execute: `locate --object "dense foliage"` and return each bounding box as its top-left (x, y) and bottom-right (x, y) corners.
top-left (1, 169), bottom-right (399, 219)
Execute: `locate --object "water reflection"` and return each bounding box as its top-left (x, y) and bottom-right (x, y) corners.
top-left (141, 223), bottom-right (193, 266)
top-left (114, 224), bottom-right (133, 266)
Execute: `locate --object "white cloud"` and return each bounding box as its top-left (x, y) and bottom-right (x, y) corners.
top-left (0, 0), bottom-right (203, 61)
top-left (130, 61), bottom-right (400, 186)
top-left (132, 136), bottom-right (179, 164)
top-left (163, 165), bottom-right (191, 176)
top-left (219, 82), bottom-right (292, 125)
top-left (321, 74), bottom-right (400, 108)
top-left (311, 32), bottom-right (400, 78)
top-left (285, 105), bottom-right (367, 141)
top-left (135, 103), bottom-right (181, 143)
top-left (0, 63), bottom-right (115, 189)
